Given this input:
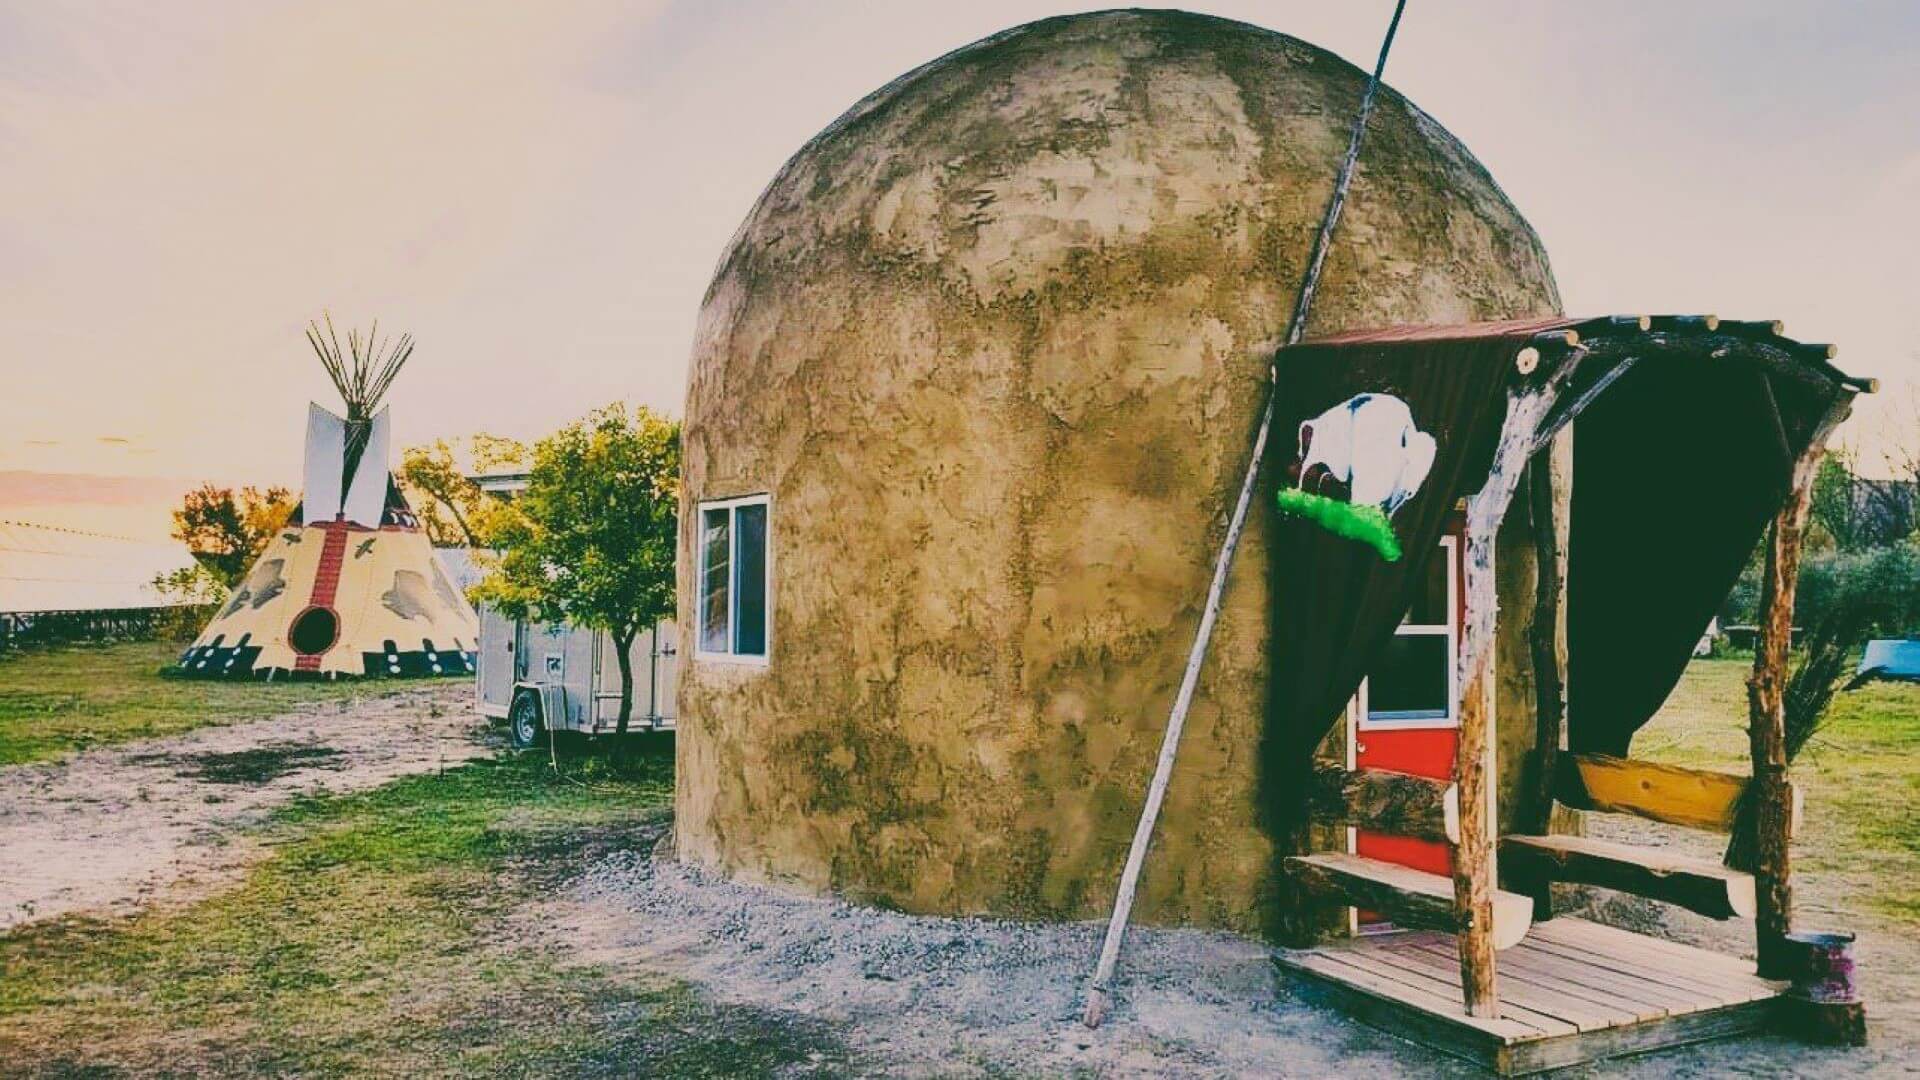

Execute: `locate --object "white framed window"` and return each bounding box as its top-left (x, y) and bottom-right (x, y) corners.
top-left (1358, 534), bottom-right (1458, 729)
top-left (696, 493), bottom-right (771, 665)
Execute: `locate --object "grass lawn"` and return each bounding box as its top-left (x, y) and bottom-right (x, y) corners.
top-left (0, 745), bottom-right (851, 1077)
top-left (1634, 657), bottom-right (1920, 926)
top-left (0, 641), bottom-right (394, 766)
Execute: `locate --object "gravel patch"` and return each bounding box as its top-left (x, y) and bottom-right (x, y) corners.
top-left (544, 827), bottom-right (1920, 1077)
top-left (552, 842), bottom-right (1486, 1078)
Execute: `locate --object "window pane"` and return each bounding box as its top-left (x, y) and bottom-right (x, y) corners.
top-left (733, 503), bottom-right (767, 656)
top-left (700, 508), bottom-right (730, 653)
top-left (1367, 634), bottom-right (1450, 721)
top-left (1402, 547), bottom-right (1450, 626)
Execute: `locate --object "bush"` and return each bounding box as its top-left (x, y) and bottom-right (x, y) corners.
top-left (1723, 539), bottom-right (1920, 636)
top-left (149, 565), bottom-right (230, 643)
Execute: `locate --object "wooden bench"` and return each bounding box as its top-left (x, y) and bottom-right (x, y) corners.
top-left (1286, 851), bottom-right (1534, 950)
top-left (1501, 834), bottom-right (1755, 920)
top-left (1509, 752), bottom-right (1797, 923)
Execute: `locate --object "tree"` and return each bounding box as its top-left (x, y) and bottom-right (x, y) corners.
top-left (149, 563), bottom-right (232, 640)
top-left (1859, 383), bottom-right (1920, 545)
top-left (398, 434), bottom-right (528, 548)
top-left (1807, 449), bottom-right (1861, 551)
top-left (473, 405), bottom-right (679, 739)
top-left (171, 484), bottom-right (296, 585)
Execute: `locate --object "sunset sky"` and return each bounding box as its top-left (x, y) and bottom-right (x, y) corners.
top-left (2, 0), bottom-right (1914, 539)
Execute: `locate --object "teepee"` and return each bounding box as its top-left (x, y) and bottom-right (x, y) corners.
top-left (179, 318), bottom-right (478, 679)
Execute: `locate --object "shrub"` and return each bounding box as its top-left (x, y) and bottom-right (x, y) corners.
top-left (1723, 539), bottom-right (1920, 636)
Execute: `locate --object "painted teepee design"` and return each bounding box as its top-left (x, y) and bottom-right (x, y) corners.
top-left (180, 318), bottom-right (478, 679)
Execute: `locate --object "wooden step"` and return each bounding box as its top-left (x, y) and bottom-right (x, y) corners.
top-left (1502, 834), bottom-right (1755, 920)
top-left (1285, 852), bottom-right (1534, 950)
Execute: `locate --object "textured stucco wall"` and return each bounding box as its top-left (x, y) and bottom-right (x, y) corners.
top-left (677, 9), bottom-right (1561, 935)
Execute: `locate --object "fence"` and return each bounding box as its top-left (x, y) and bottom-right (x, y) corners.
top-left (0, 606), bottom-right (211, 655)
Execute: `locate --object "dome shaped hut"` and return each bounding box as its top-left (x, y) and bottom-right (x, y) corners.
top-left (677, 9), bottom-right (1555, 931)
top-left (674, 4), bottom-right (1865, 974)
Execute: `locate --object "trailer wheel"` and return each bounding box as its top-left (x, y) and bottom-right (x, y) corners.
top-left (508, 689), bottom-right (543, 749)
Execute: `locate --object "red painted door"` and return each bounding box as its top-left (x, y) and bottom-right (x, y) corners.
top-left (1353, 525), bottom-right (1463, 921)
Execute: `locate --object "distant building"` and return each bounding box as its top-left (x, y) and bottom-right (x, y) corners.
top-left (1853, 478), bottom-right (1917, 545)
top-left (0, 521), bottom-right (196, 614)
top-left (471, 471), bottom-right (530, 500)
top-left (0, 521), bottom-right (198, 648)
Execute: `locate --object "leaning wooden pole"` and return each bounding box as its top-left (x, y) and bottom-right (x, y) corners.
top-left (1078, 0), bottom-right (1409, 1029)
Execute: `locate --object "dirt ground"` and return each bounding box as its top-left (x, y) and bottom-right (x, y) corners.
top-left (537, 818), bottom-right (1919, 1077)
top-left (0, 680), bottom-right (486, 930)
top-left (3, 660), bottom-right (1913, 1076)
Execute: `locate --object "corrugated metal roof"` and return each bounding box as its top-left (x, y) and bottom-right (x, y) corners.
top-left (0, 521), bottom-right (198, 614)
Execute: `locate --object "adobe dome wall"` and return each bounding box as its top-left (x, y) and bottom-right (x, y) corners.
top-left (676, 9), bottom-right (1559, 933)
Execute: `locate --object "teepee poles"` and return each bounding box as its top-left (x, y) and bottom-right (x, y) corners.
top-left (305, 312), bottom-right (414, 495)
top-left (1079, 0), bottom-right (1409, 1029)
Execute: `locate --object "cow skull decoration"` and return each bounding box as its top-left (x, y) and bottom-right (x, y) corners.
top-left (1276, 392), bottom-right (1436, 561)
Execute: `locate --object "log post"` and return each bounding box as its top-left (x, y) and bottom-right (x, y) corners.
top-left (1748, 478), bottom-right (1813, 978)
top-left (1516, 455), bottom-right (1567, 920)
top-left (1523, 459), bottom-right (1564, 834)
top-left (1446, 366), bottom-right (1579, 1017)
top-left (1452, 414), bottom-right (1522, 1016)
top-left (1744, 381), bottom-right (1856, 978)
top-left (1453, 517), bottom-right (1499, 1016)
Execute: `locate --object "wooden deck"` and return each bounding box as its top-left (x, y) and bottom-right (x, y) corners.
top-left (1276, 917), bottom-right (1787, 1075)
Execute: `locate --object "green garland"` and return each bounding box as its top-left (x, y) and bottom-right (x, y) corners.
top-left (1275, 488), bottom-right (1403, 562)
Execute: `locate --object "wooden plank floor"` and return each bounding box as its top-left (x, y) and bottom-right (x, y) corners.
top-left (1276, 917), bottom-right (1786, 1075)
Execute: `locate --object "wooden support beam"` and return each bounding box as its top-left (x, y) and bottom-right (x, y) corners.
top-left (1284, 853), bottom-right (1534, 950)
top-left (1651, 314), bottom-right (1720, 333)
top-left (1552, 752), bottom-right (1800, 836)
top-left (1453, 618), bottom-right (1499, 1015)
top-left (1447, 382), bottom-right (1563, 1017)
top-left (1748, 479), bottom-right (1814, 977)
top-left (1309, 763), bottom-right (1460, 844)
top-left (1531, 354), bottom-right (1628, 455)
top-left (1521, 462), bottom-right (1565, 833)
top-left (1456, 467), bottom-right (1517, 1008)
top-left (1718, 318), bottom-right (1787, 338)
top-left (1502, 834), bottom-right (1757, 920)
top-left (1517, 455), bottom-right (1568, 921)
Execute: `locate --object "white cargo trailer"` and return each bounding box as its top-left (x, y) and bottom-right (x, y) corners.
top-left (475, 604), bottom-right (677, 748)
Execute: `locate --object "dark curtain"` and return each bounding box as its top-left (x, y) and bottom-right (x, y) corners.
top-left (1253, 317), bottom-right (1853, 852)
top-left (1259, 326), bottom-right (1557, 840)
top-left (1566, 359), bottom-right (1849, 754)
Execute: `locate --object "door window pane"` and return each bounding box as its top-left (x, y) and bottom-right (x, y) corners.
top-left (733, 503), bottom-right (767, 656)
top-left (1366, 634), bottom-right (1449, 721)
top-left (700, 507), bottom-right (730, 653)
